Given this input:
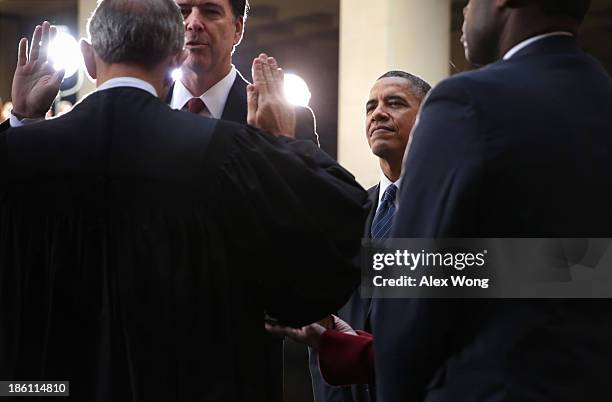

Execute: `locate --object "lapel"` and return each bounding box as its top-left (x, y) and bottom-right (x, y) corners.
top-left (363, 183), bottom-right (381, 331)
top-left (220, 70), bottom-right (249, 124)
top-left (363, 183), bottom-right (380, 332)
top-left (164, 82), bottom-right (175, 105)
top-left (364, 184), bottom-right (380, 238)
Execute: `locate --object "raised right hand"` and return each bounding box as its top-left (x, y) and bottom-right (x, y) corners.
top-left (11, 21), bottom-right (65, 119)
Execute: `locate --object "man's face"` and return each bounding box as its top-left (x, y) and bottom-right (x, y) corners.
top-left (461, 0), bottom-right (502, 65)
top-left (366, 77), bottom-right (421, 162)
top-left (176, 0), bottom-right (243, 76)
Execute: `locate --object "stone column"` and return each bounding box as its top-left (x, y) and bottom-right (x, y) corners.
top-left (77, 0), bottom-right (97, 99)
top-left (337, 0), bottom-right (452, 187)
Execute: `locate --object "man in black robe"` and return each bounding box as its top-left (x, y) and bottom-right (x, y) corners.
top-left (0, 1), bottom-right (369, 401)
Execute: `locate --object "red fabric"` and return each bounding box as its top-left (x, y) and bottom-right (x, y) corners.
top-left (318, 329), bottom-right (374, 386)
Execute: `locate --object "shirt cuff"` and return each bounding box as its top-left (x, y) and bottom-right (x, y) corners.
top-left (10, 112), bottom-right (44, 128)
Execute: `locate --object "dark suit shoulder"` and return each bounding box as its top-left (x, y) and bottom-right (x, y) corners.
top-left (423, 72), bottom-right (477, 109)
top-left (438, 37), bottom-right (611, 101)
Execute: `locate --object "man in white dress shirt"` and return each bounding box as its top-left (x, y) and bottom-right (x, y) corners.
top-left (167, 0), bottom-right (245, 117)
top-left (167, 0), bottom-right (317, 144)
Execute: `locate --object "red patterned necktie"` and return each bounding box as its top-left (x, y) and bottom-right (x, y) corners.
top-left (186, 97), bottom-right (207, 115)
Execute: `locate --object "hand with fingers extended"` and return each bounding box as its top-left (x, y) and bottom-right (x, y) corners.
top-left (247, 53), bottom-right (296, 138)
top-left (11, 21), bottom-right (65, 120)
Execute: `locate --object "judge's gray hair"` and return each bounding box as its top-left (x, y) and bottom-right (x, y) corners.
top-left (87, 0), bottom-right (185, 69)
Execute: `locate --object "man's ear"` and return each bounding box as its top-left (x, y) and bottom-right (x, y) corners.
top-left (80, 39), bottom-right (97, 80)
top-left (233, 16), bottom-right (244, 46)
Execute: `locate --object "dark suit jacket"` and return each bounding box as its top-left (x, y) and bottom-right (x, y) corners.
top-left (373, 36), bottom-right (612, 402)
top-left (0, 86), bottom-right (370, 402)
top-left (166, 70), bottom-right (319, 145)
top-left (311, 185), bottom-right (379, 402)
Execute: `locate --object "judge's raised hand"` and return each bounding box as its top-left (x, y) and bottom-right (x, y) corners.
top-left (247, 53), bottom-right (296, 138)
top-left (11, 21), bottom-right (65, 119)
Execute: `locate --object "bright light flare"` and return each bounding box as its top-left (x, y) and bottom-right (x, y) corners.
top-left (48, 31), bottom-right (82, 78)
top-left (284, 73), bottom-right (311, 107)
top-left (171, 68), bottom-right (183, 81)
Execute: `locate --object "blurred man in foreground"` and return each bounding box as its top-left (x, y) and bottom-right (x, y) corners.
top-left (374, 0), bottom-right (612, 401)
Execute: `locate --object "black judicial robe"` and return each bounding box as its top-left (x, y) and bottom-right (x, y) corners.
top-left (0, 86), bottom-right (369, 402)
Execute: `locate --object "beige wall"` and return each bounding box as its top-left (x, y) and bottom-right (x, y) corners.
top-left (337, 0), bottom-right (451, 187)
top-left (0, 17), bottom-right (18, 103)
top-left (77, 0), bottom-right (96, 98)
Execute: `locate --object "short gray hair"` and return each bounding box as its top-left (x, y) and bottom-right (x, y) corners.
top-left (87, 0), bottom-right (185, 69)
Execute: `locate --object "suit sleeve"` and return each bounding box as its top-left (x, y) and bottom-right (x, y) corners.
top-left (209, 123), bottom-right (371, 327)
top-left (393, 76), bottom-right (484, 237)
top-left (373, 77), bottom-right (483, 402)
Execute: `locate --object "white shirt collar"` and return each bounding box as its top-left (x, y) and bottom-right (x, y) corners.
top-left (97, 77), bottom-right (158, 96)
top-left (9, 76), bottom-right (157, 129)
top-left (503, 31), bottom-right (574, 60)
top-left (170, 66), bottom-right (237, 119)
top-left (378, 172), bottom-right (402, 209)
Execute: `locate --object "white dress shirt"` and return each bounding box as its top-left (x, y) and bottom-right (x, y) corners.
top-left (377, 172), bottom-right (402, 213)
top-left (503, 31), bottom-right (574, 60)
top-left (97, 76), bottom-right (157, 97)
top-left (169, 66), bottom-right (237, 119)
top-left (9, 76), bottom-right (158, 128)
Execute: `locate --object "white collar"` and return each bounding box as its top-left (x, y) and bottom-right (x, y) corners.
top-left (378, 172), bottom-right (402, 207)
top-left (503, 31), bottom-right (574, 60)
top-left (97, 77), bottom-right (158, 97)
top-left (170, 66), bottom-right (237, 119)
top-left (9, 77), bottom-right (157, 128)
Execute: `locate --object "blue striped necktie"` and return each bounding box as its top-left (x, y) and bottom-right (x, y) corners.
top-left (371, 184), bottom-right (398, 239)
